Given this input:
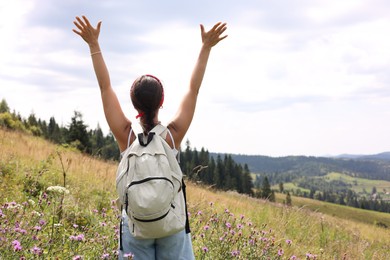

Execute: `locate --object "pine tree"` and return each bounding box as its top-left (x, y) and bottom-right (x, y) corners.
top-left (67, 111), bottom-right (91, 152)
top-left (261, 176), bottom-right (272, 200)
top-left (47, 117), bottom-right (62, 143)
top-left (0, 99), bottom-right (9, 113)
top-left (279, 182), bottom-right (284, 193)
top-left (286, 191), bottom-right (292, 206)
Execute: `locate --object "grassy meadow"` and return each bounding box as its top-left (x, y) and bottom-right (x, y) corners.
top-left (1, 128), bottom-right (389, 259)
top-left (322, 172), bottom-right (390, 195)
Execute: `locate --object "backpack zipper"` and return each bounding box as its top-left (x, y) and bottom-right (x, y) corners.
top-left (127, 176), bottom-right (174, 188)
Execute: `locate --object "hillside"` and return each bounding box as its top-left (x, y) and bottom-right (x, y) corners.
top-left (1, 128), bottom-right (390, 259)
top-left (223, 153), bottom-right (390, 181)
top-left (214, 153), bottom-right (390, 214)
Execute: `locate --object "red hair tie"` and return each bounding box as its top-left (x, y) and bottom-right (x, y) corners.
top-left (136, 112), bottom-right (144, 119)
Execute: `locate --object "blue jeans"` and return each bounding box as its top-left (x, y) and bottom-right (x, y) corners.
top-left (119, 212), bottom-right (195, 260)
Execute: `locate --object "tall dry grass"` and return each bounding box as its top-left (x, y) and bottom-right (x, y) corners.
top-left (1, 128), bottom-right (389, 259)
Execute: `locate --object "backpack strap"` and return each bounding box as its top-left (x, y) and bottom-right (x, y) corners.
top-left (128, 124), bottom-right (180, 160)
top-left (166, 129), bottom-right (176, 150)
top-left (167, 128), bottom-right (181, 163)
top-left (152, 124), bottom-right (181, 162)
top-left (150, 124), bottom-right (167, 137)
top-left (138, 132), bottom-right (155, 147)
top-left (127, 129), bottom-right (133, 148)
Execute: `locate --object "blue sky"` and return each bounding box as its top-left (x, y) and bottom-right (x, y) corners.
top-left (1, 0), bottom-right (390, 156)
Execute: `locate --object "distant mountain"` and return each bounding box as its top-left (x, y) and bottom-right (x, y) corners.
top-left (210, 152), bottom-right (390, 181)
top-left (335, 152), bottom-right (390, 161)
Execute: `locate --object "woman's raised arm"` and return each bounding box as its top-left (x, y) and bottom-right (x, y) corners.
top-left (73, 16), bottom-right (131, 152)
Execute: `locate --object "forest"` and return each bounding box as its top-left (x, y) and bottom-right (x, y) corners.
top-left (229, 154), bottom-right (390, 214)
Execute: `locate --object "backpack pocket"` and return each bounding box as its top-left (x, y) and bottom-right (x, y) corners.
top-left (129, 189), bottom-right (187, 239)
top-left (126, 177), bottom-right (174, 221)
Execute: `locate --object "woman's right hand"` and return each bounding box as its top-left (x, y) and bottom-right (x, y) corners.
top-left (200, 22), bottom-right (228, 49)
top-left (72, 16), bottom-right (102, 47)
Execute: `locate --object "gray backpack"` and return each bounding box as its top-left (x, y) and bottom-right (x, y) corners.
top-left (116, 124), bottom-right (186, 239)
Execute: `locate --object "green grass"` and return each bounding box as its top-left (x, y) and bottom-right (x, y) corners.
top-left (1, 128), bottom-right (390, 259)
top-left (322, 172), bottom-right (390, 195)
top-left (275, 193), bottom-right (390, 228)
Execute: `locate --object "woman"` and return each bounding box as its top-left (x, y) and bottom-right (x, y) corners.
top-left (73, 15), bottom-right (227, 259)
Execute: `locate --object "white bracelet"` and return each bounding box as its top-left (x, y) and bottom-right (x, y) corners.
top-left (90, 51), bottom-right (102, 56)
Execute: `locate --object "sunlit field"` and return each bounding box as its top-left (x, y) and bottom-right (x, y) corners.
top-left (1, 128), bottom-right (389, 259)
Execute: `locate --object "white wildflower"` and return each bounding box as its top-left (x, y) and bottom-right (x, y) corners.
top-left (46, 186), bottom-right (70, 195)
top-left (28, 199), bottom-right (36, 206)
top-left (31, 210), bottom-right (42, 217)
top-left (8, 203), bottom-right (23, 210)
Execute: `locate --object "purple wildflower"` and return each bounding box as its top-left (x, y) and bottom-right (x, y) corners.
top-left (278, 249), bottom-right (284, 256)
top-left (73, 255), bottom-right (82, 260)
top-left (33, 226), bottom-right (42, 231)
top-left (225, 222), bottom-right (232, 229)
top-left (101, 253), bottom-right (110, 259)
top-left (286, 239), bottom-right (292, 245)
top-left (306, 253), bottom-right (317, 259)
top-left (14, 227), bottom-right (27, 234)
top-left (76, 234), bottom-right (85, 241)
top-left (203, 225), bottom-right (209, 231)
top-left (70, 234), bottom-right (85, 241)
top-left (39, 219), bottom-right (46, 226)
top-left (202, 246), bottom-right (208, 253)
top-left (124, 253), bottom-right (134, 258)
top-left (31, 246), bottom-right (42, 255)
top-left (12, 240), bottom-right (22, 251)
top-left (231, 250), bottom-right (240, 257)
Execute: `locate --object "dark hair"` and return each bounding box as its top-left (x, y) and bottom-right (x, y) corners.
top-left (130, 74), bottom-right (164, 133)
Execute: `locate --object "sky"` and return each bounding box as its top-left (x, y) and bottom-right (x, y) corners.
top-left (1, 0), bottom-right (390, 157)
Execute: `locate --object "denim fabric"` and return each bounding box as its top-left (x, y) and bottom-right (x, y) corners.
top-left (119, 212), bottom-right (195, 260)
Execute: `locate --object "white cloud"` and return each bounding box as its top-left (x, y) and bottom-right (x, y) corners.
top-left (1, 0), bottom-right (390, 156)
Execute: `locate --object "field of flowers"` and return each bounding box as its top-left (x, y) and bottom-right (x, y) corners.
top-left (1, 129), bottom-right (389, 259)
top-left (0, 186), bottom-right (305, 259)
top-left (0, 186), bottom-right (300, 259)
